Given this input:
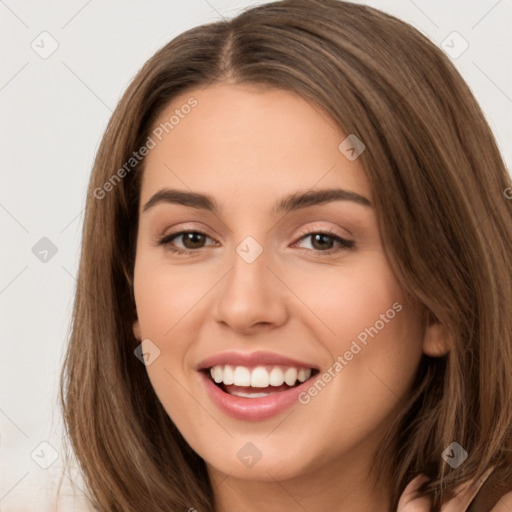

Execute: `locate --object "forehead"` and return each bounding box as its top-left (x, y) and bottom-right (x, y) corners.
top-left (140, 83), bottom-right (372, 208)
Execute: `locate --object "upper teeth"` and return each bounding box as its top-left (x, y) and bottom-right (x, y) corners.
top-left (209, 365), bottom-right (312, 387)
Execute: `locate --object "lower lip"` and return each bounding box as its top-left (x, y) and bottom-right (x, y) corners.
top-left (199, 371), bottom-right (313, 421)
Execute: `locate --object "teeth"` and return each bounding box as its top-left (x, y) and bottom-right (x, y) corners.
top-left (284, 367), bottom-right (298, 386)
top-left (233, 366), bottom-right (251, 386)
top-left (251, 366), bottom-right (270, 388)
top-left (223, 365), bottom-right (234, 385)
top-left (269, 367), bottom-right (284, 386)
top-left (230, 390), bottom-right (271, 398)
top-left (209, 365), bottom-right (313, 387)
top-left (298, 368), bottom-right (311, 382)
top-left (211, 366), bottom-right (223, 383)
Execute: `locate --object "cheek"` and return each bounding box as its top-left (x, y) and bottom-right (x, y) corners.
top-left (287, 259), bottom-right (423, 459)
top-left (286, 253), bottom-right (412, 340)
top-left (288, 253), bottom-right (423, 393)
top-left (132, 257), bottom-right (218, 407)
top-left (132, 258), bottom-right (206, 426)
top-left (133, 256), bottom-right (215, 338)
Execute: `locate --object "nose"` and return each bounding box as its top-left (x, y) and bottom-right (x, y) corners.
top-left (214, 246), bottom-right (289, 334)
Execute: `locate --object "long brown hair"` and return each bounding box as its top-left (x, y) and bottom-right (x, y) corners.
top-left (60, 0), bottom-right (512, 510)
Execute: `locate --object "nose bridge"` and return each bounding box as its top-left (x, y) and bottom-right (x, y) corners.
top-left (225, 234), bottom-right (273, 304)
top-left (214, 234), bottom-right (288, 331)
top-left (231, 235), bottom-right (269, 290)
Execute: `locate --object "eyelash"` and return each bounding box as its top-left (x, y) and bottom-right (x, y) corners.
top-left (156, 228), bottom-right (355, 256)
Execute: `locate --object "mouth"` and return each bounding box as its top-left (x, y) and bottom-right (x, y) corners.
top-left (196, 351), bottom-right (321, 420)
top-left (201, 364), bottom-right (320, 398)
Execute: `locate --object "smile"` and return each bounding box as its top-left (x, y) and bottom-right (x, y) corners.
top-left (197, 352), bottom-right (320, 420)
top-left (209, 364), bottom-right (314, 397)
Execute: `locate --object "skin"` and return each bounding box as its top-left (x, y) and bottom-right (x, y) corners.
top-left (132, 82), bottom-right (451, 511)
top-left (399, 472), bottom-right (512, 511)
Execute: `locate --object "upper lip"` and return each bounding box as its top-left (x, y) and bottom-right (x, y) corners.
top-left (197, 351), bottom-right (319, 371)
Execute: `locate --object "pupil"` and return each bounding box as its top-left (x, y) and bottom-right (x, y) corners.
top-left (184, 232), bottom-right (204, 249)
top-left (312, 233), bottom-right (333, 250)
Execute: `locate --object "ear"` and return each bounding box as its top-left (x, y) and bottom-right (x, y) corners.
top-left (422, 314), bottom-right (451, 357)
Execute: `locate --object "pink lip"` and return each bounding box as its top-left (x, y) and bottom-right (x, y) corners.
top-left (198, 371), bottom-right (315, 421)
top-left (196, 350), bottom-right (317, 370)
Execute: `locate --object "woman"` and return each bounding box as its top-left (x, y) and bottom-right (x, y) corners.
top-left (60, 0), bottom-right (512, 510)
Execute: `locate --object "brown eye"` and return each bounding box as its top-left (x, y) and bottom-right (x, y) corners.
top-left (294, 231), bottom-right (355, 254)
top-left (310, 233), bottom-right (337, 251)
top-left (177, 232), bottom-right (207, 249)
top-left (157, 231), bottom-right (215, 253)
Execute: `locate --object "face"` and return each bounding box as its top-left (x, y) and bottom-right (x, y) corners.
top-left (132, 83), bottom-right (438, 486)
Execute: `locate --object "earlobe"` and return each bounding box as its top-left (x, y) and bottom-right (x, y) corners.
top-left (422, 320), bottom-right (451, 357)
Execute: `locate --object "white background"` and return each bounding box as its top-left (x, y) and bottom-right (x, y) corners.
top-left (1, 0), bottom-right (511, 509)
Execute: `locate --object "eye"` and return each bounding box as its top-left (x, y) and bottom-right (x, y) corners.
top-left (156, 228), bottom-right (355, 256)
top-left (157, 231), bottom-right (216, 254)
top-left (293, 229), bottom-right (355, 255)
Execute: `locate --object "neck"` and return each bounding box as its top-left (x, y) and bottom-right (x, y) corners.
top-left (207, 439), bottom-right (392, 512)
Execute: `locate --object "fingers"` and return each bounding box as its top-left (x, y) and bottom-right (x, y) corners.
top-left (397, 474), bottom-right (433, 512)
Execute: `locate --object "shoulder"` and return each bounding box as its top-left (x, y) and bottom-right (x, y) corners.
top-left (398, 465), bottom-right (512, 512)
top-left (488, 491), bottom-right (512, 511)
top-left (468, 463), bottom-right (512, 512)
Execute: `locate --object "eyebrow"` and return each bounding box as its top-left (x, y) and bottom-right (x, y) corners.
top-left (142, 187), bottom-right (372, 214)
